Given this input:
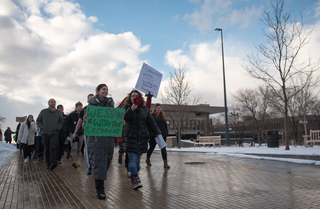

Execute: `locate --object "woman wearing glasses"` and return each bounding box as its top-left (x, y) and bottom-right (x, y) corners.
top-left (122, 90), bottom-right (161, 190)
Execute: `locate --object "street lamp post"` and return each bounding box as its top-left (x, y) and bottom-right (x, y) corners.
top-left (215, 28), bottom-right (229, 146)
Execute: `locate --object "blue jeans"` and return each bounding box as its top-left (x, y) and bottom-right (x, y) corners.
top-left (127, 152), bottom-right (142, 175)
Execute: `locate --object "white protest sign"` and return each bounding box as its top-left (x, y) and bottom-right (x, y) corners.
top-left (135, 63), bottom-right (163, 98)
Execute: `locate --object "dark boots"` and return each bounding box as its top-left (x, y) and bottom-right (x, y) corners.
top-left (130, 174), bottom-right (142, 190)
top-left (146, 158), bottom-right (152, 166)
top-left (95, 179), bottom-right (106, 199)
top-left (66, 150), bottom-right (71, 159)
top-left (118, 152), bottom-right (123, 164)
top-left (164, 160), bottom-right (170, 169)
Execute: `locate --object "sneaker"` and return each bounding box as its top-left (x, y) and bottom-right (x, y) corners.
top-left (24, 158), bottom-right (29, 163)
top-left (87, 168), bottom-right (92, 175)
top-left (127, 171), bottom-right (131, 178)
top-left (130, 175), bottom-right (142, 190)
top-left (96, 191), bottom-right (106, 200)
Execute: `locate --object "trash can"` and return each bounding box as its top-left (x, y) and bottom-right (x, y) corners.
top-left (267, 130), bottom-right (279, 148)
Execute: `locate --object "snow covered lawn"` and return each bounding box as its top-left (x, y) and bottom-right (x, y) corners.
top-left (166, 144), bottom-right (320, 165)
top-left (0, 142), bottom-right (18, 168)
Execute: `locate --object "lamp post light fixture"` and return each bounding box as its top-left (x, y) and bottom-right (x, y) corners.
top-left (215, 28), bottom-right (229, 146)
top-left (299, 120), bottom-right (308, 136)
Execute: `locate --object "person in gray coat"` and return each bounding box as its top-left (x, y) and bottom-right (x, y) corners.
top-left (82, 84), bottom-right (115, 200)
top-left (36, 98), bottom-right (63, 170)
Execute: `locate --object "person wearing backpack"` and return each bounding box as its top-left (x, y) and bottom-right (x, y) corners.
top-left (67, 101), bottom-right (83, 168)
top-left (56, 104), bottom-right (69, 164)
top-left (73, 93), bottom-right (94, 175)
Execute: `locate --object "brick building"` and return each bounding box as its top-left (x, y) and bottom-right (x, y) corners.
top-left (213, 115), bottom-right (320, 145)
top-left (150, 103), bottom-right (224, 138)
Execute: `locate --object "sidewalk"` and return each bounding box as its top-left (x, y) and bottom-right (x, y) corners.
top-left (0, 147), bottom-right (319, 209)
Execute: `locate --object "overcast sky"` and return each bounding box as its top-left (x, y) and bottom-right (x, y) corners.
top-left (1, 0), bottom-right (320, 131)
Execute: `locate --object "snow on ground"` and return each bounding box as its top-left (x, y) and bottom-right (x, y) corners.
top-left (0, 141), bottom-right (18, 168)
top-left (164, 143), bottom-right (320, 165)
top-left (1, 140), bottom-right (320, 167)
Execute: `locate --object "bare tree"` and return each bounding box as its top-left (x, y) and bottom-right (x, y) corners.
top-left (232, 86), bottom-right (272, 145)
top-left (309, 97), bottom-right (320, 129)
top-left (161, 64), bottom-right (202, 148)
top-left (270, 79), bottom-right (317, 144)
top-left (228, 106), bottom-right (246, 141)
top-left (240, 0), bottom-right (319, 150)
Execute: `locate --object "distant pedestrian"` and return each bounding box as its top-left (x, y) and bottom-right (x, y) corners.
top-left (122, 90), bottom-right (161, 190)
top-left (73, 94), bottom-right (95, 175)
top-left (175, 128), bottom-right (181, 147)
top-left (18, 115), bottom-right (37, 163)
top-left (239, 141), bottom-right (244, 147)
top-left (15, 122), bottom-right (21, 150)
top-left (4, 127), bottom-right (15, 144)
top-left (67, 101), bottom-right (83, 168)
top-left (57, 104), bottom-right (69, 164)
top-left (0, 127), bottom-right (2, 141)
top-left (36, 98), bottom-right (64, 170)
top-left (146, 103), bottom-right (170, 168)
top-left (81, 84), bottom-right (115, 199)
top-left (197, 132), bottom-right (201, 142)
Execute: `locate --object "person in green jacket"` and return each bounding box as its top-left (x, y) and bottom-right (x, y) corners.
top-left (36, 98), bottom-right (63, 170)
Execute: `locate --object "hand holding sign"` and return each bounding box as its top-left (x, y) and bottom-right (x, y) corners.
top-left (135, 63), bottom-right (163, 98)
top-left (84, 106), bottom-right (125, 137)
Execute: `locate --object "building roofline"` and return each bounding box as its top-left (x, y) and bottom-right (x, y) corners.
top-left (151, 103), bottom-right (225, 114)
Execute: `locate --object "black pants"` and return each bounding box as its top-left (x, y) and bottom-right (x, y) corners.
top-left (35, 136), bottom-right (44, 158)
top-left (147, 137), bottom-right (167, 161)
top-left (42, 133), bottom-right (59, 166)
top-left (118, 142), bottom-right (124, 154)
top-left (57, 134), bottom-right (67, 161)
top-left (21, 143), bottom-right (34, 159)
top-left (81, 140), bottom-right (85, 155)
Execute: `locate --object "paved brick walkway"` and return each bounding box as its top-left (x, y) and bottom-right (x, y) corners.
top-left (0, 147), bottom-right (320, 209)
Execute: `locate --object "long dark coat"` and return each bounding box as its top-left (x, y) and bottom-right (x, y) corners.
top-left (149, 113), bottom-right (168, 139)
top-left (87, 96), bottom-right (115, 180)
top-left (122, 104), bottom-right (161, 154)
top-left (4, 129), bottom-right (14, 143)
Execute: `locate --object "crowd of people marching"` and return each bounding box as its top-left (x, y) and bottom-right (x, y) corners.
top-left (1, 83), bottom-right (170, 200)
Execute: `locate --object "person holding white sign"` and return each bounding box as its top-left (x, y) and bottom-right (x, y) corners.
top-left (146, 103), bottom-right (170, 168)
top-left (122, 90), bottom-right (162, 190)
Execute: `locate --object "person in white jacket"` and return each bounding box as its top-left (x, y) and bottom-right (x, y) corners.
top-left (18, 115), bottom-right (37, 163)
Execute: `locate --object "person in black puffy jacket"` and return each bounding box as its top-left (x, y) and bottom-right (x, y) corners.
top-left (122, 90), bottom-right (161, 190)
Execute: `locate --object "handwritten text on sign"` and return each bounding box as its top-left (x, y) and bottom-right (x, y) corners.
top-left (84, 106), bottom-right (125, 137)
top-left (135, 63), bottom-right (163, 98)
